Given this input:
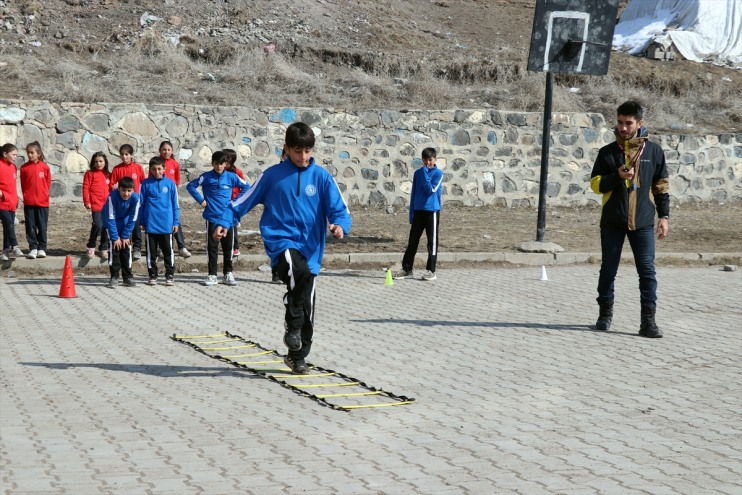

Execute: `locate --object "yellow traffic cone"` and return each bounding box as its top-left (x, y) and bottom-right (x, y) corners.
top-left (385, 268), bottom-right (394, 286)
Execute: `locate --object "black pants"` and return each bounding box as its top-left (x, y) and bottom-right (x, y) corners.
top-left (401, 210), bottom-right (440, 273)
top-left (24, 206), bottom-right (48, 251)
top-left (132, 219), bottom-right (142, 252)
top-left (145, 232), bottom-right (175, 279)
top-left (206, 221), bottom-right (234, 276)
top-left (86, 210), bottom-right (109, 251)
top-left (276, 248), bottom-right (316, 360)
top-left (107, 238), bottom-right (133, 280)
top-left (0, 209), bottom-right (18, 250)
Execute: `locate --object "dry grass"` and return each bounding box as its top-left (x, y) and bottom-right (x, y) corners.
top-left (12, 30), bottom-right (740, 134)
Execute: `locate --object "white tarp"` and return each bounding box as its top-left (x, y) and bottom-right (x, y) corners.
top-left (613, 0), bottom-right (742, 67)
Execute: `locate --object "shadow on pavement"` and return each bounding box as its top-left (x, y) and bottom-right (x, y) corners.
top-left (20, 362), bottom-right (259, 378)
top-left (352, 318), bottom-right (637, 336)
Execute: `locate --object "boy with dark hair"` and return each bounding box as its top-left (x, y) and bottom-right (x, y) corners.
top-left (187, 150), bottom-right (249, 286)
top-left (140, 156), bottom-right (180, 286)
top-left (395, 147), bottom-right (444, 281)
top-left (215, 122), bottom-right (351, 374)
top-left (590, 100), bottom-right (670, 338)
top-left (110, 144), bottom-right (146, 260)
top-left (103, 176), bottom-right (140, 288)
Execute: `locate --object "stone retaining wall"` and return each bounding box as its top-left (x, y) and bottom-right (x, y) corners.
top-left (1, 100), bottom-right (740, 206)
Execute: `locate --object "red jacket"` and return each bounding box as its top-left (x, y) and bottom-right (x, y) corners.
top-left (20, 161), bottom-right (52, 207)
top-left (230, 166), bottom-right (246, 200)
top-left (0, 158), bottom-right (19, 211)
top-left (83, 169), bottom-right (111, 211)
top-left (163, 157), bottom-right (181, 186)
top-left (110, 162), bottom-right (145, 192)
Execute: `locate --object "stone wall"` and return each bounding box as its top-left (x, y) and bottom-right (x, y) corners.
top-left (1, 100), bottom-right (740, 206)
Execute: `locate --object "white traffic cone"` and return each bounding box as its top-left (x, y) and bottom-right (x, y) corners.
top-left (539, 265), bottom-right (548, 281)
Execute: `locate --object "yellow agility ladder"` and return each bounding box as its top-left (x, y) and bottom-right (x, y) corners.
top-left (171, 331), bottom-right (415, 411)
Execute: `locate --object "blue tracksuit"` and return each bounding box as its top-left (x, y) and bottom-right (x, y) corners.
top-left (187, 170), bottom-right (249, 226)
top-left (409, 165), bottom-right (443, 223)
top-left (228, 157), bottom-right (351, 275)
top-left (103, 190), bottom-right (140, 241)
top-left (139, 176), bottom-right (180, 234)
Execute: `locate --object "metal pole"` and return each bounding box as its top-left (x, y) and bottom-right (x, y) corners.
top-left (536, 71), bottom-right (553, 242)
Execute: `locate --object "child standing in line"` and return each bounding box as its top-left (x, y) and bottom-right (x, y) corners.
top-left (103, 176), bottom-right (140, 288)
top-left (187, 150), bottom-right (249, 287)
top-left (223, 148), bottom-right (246, 257)
top-left (0, 143), bottom-right (23, 261)
top-left (157, 140), bottom-right (191, 258)
top-left (110, 144), bottom-right (145, 260)
top-left (83, 152), bottom-right (111, 259)
top-left (139, 156), bottom-right (180, 286)
top-left (216, 122), bottom-right (352, 374)
top-left (20, 142), bottom-right (52, 259)
top-left (395, 147), bottom-right (444, 281)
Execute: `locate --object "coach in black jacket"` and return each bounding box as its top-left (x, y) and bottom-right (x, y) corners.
top-left (589, 100), bottom-right (670, 338)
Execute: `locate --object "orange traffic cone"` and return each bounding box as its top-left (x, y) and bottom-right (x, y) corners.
top-left (58, 255), bottom-right (77, 298)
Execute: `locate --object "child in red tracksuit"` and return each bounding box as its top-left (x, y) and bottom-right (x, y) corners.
top-left (0, 143), bottom-right (22, 261)
top-left (110, 144), bottom-right (145, 259)
top-left (223, 149), bottom-right (246, 257)
top-left (83, 151), bottom-right (111, 259)
top-left (158, 140), bottom-right (191, 258)
top-left (20, 141), bottom-right (52, 259)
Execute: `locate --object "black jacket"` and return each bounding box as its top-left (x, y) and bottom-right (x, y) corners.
top-left (590, 140), bottom-right (670, 230)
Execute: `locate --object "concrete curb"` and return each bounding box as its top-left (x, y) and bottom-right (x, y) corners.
top-left (2, 251), bottom-right (740, 273)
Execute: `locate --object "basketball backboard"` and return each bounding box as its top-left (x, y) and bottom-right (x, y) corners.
top-left (527, 0), bottom-right (619, 75)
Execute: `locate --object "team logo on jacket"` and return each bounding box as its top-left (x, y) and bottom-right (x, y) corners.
top-left (105, 179), bottom-right (110, 185)
top-left (162, 186), bottom-right (169, 192)
top-left (38, 172), bottom-right (45, 178)
top-left (305, 184), bottom-right (317, 196)
top-left (132, 173), bottom-right (138, 180)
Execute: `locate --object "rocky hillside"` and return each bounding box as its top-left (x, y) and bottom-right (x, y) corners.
top-left (1, 0), bottom-right (740, 134)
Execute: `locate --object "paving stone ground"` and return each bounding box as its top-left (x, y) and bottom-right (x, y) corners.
top-left (1, 264), bottom-right (741, 494)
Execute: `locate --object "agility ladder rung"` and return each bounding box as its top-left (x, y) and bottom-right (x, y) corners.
top-left (171, 331), bottom-right (415, 411)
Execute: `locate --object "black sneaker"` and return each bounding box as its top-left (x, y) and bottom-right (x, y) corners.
top-left (122, 278), bottom-right (137, 287)
top-left (283, 356), bottom-right (310, 375)
top-left (283, 322), bottom-right (302, 351)
top-left (107, 277), bottom-right (118, 289)
top-left (272, 271), bottom-right (282, 284)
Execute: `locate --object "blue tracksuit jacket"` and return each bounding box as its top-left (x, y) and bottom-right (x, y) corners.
top-left (228, 157), bottom-right (352, 275)
top-left (409, 165), bottom-right (444, 223)
top-left (187, 169), bottom-right (249, 226)
top-left (103, 190), bottom-right (140, 241)
top-left (139, 176), bottom-right (180, 235)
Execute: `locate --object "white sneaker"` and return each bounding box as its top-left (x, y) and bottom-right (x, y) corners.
top-left (86, 247), bottom-right (95, 259)
top-left (394, 269), bottom-right (413, 280)
top-left (204, 274), bottom-right (218, 286)
top-left (223, 272), bottom-right (237, 286)
top-left (27, 249), bottom-right (37, 259)
top-left (422, 270), bottom-right (437, 281)
top-left (36, 249), bottom-right (46, 258)
top-left (11, 246), bottom-right (23, 258)
top-left (179, 247), bottom-right (191, 258)
top-left (132, 250), bottom-right (141, 260)
top-left (0, 251), bottom-right (8, 261)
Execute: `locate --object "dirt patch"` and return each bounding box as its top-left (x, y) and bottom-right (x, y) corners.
top-left (30, 199), bottom-right (742, 256)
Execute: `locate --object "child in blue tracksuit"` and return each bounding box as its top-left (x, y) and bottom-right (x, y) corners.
top-left (187, 151), bottom-right (249, 286)
top-left (103, 176), bottom-right (140, 288)
top-left (215, 122), bottom-right (352, 374)
top-left (139, 156), bottom-right (180, 286)
top-left (396, 147), bottom-right (444, 281)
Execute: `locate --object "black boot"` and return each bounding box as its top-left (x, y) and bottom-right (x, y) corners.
top-left (639, 306), bottom-right (663, 338)
top-left (595, 302), bottom-right (613, 331)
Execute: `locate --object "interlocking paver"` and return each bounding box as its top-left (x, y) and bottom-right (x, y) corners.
top-left (1, 265), bottom-right (741, 494)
